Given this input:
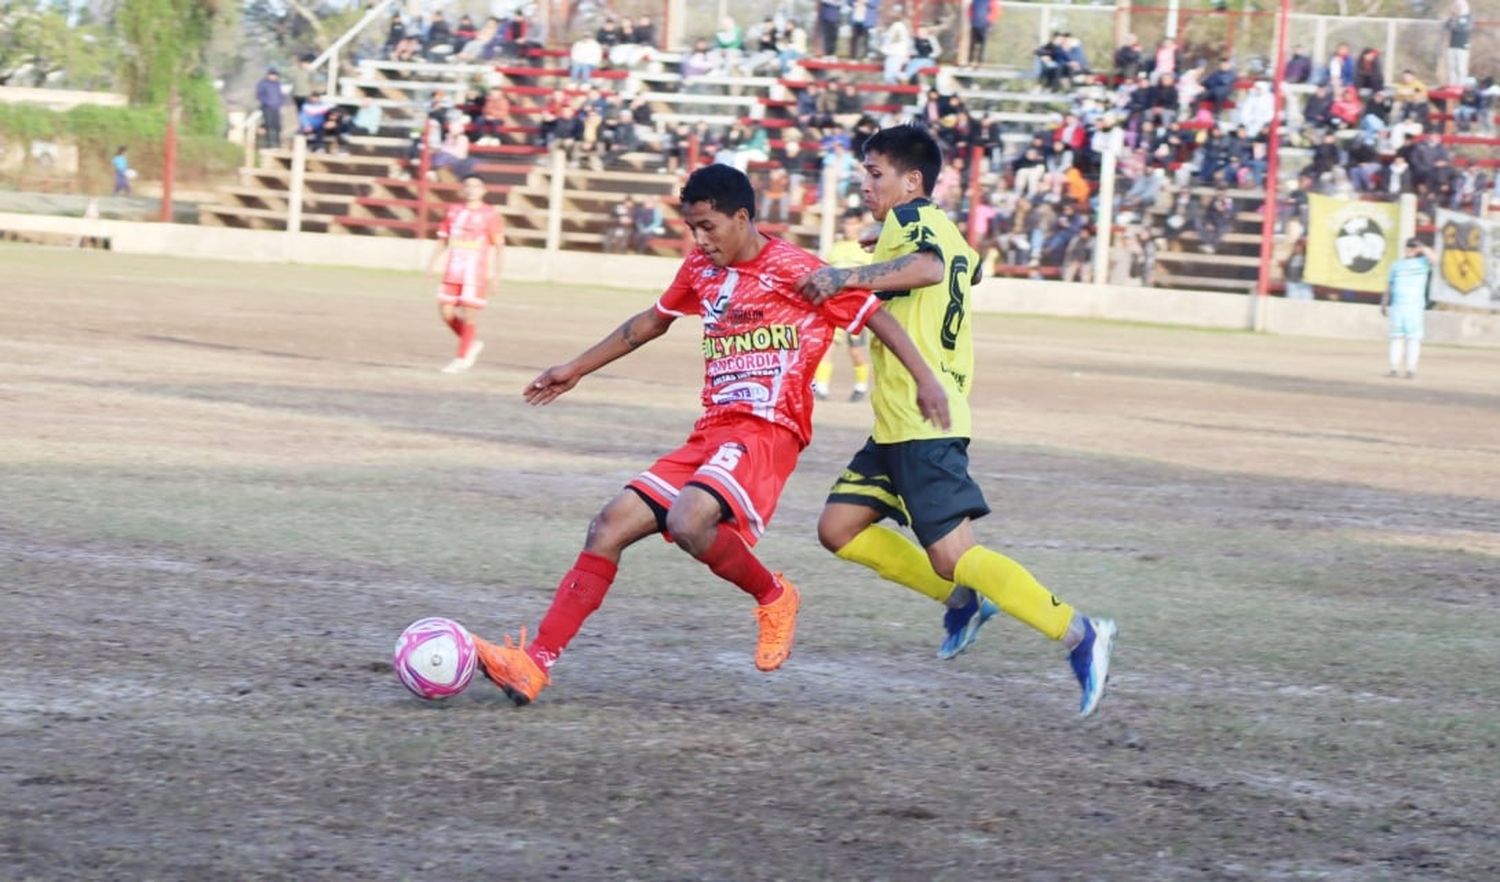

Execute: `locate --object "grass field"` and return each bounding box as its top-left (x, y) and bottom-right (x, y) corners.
top-left (2, 242), bottom-right (1498, 881)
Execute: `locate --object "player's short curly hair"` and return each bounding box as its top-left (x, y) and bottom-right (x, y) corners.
top-left (680, 164), bottom-right (757, 220)
top-left (862, 125), bottom-right (944, 197)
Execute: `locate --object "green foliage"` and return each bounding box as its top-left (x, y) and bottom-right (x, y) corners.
top-left (0, 0), bottom-right (122, 89)
top-left (116, 0), bottom-right (225, 105)
top-left (0, 103), bottom-right (238, 189)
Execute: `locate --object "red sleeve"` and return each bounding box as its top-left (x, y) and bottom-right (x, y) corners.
top-left (487, 209), bottom-right (504, 245)
top-left (436, 208), bottom-right (454, 240)
top-left (820, 288), bottom-right (882, 334)
top-left (655, 257), bottom-right (702, 317)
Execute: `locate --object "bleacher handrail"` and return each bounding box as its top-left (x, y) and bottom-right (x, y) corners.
top-left (310, 0), bottom-right (400, 103)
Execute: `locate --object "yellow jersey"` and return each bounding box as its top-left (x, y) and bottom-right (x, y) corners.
top-left (827, 238), bottom-right (874, 270)
top-left (868, 198), bottom-right (979, 443)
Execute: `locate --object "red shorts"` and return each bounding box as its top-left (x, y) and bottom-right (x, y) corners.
top-left (436, 282), bottom-right (488, 309)
top-left (628, 417), bottom-right (803, 547)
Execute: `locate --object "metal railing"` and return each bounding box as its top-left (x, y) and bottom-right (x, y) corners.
top-left (310, 0), bottom-right (400, 104)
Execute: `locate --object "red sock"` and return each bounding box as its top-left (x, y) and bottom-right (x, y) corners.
top-left (445, 315), bottom-right (463, 336)
top-left (699, 524), bottom-right (781, 605)
top-left (528, 551), bottom-right (618, 669)
top-left (457, 320), bottom-right (477, 358)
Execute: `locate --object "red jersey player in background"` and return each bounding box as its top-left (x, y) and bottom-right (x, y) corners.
top-left (427, 174), bottom-right (504, 373)
top-left (472, 164), bottom-right (949, 706)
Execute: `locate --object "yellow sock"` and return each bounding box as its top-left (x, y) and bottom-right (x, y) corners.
top-left (954, 545), bottom-right (1074, 640)
top-left (814, 356), bottom-right (833, 388)
top-left (852, 363), bottom-right (870, 389)
top-left (836, 525), bottom-right (955, 604)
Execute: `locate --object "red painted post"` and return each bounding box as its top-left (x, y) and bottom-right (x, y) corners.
top-left (1255, 0), bottom-right (1291, 298)
top-left (966, 145), bottom-right (985, 246)
top-left (159, 90), bottom-right (178, 223)
top-left (416, 120), bottom-right (434, 240)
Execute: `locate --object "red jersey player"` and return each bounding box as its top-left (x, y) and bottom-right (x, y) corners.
top-left (471, 164), bottom-right (949, 705)
top-left (427, 174), bottom-right (504, 373)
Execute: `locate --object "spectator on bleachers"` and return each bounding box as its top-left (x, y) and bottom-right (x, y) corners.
top-left (762, 167), bottom-right (792, 221)
top-left (1407, 130), bottom-right (1452, 191)
top-left (682, 39), bottom-right (721, 85)
top-left (1285, 46), bottom-right (1313, 84)
top-left (1147, 72), bottom-right (1180, 126)
top-left (636, 16), bottom-right (657, 48)
top-left (630, 195), bottom-right (665, 252)
top-left (1327, 42), bottom-right (1354, 90)
top-left (353, 97), bottom-right (383, 137)
top-left (1054, 112), bottom-right (1088, 152)
top-left (1283, 238), bottom-right (1312, 299)
top-left (290, 55), bottom-right (314, 114)
top-left (1453, 77), bottom-right (1484, 131)
top-left (473, 88), bottom-right (508, 143)
top-left (1012, 142), bottom-right (1046, 198)
top-left (432, 118), bottom-right (475, 179)
top-left (1151, 37), bottom-right (1179, 83)
top-left (456, 17), bottom-right (500, 61)
top-left (822, 135), bottom-right (859, 203)
top-left (604, 109), bottom-right (642, 163)
top-left (816, 0), bottom-right (841, 58)
top-left (968, 0), bottom-right (999, 67)
top-left (1303, 83), bottom-right (1335, 131)
top-left (1360, 89), bottom-right (1394, 138)
top-left (1062, 33), bottom-right (1090, 81)
top-left (1202, 59), bottom-right (1237, 114)
top-left (1034, 32), bottom-right (1068, 91)
top-left (596, 17), bottom-right (622, 49)
top-left (902, 26), bottom-right (940, 83)
top-left (570, 34), bottom-right (603, 85)
top-left (1061, 226), bottom-right (1094, 282)
top-left (777, 19), bottom-right (810, 71)
top-left (311, 104), bottom-right (352, 154)
top-left (455, 14), bottom-right (478, 46)
top-left (298, 92), bottom-right (330, 137)
top-left (383, 13), bottom-right (405, 53)
top-left (1310, 130), bottom-right (1343, 176)
top-left (1445, 0), bottom-right (1472, 85)
top-left (1121, 165), bottom-right (1166, 214)
top-left (605, 195), bottom-right (636, 253)
top-left (545, 106), bottom-right (583, 155)
top-left (255, 68), bottom-right (285, 148)
top-left (1331, 86), bottom-right (1364, 128)
top-left (1193, 186), bottom-right (1235, 253)
top-left (1393, 70), bottom-right (1430, 123)
top-left (574, 108), bottom-right (607, 169)
top-left (715, 16), bottom-right (745, 51)
top-left (1114, 34), bottom-right (1144, 82)
top-left (1354, 48), bottom-right (1384, 93)
top-left (881, 15), bottom-right (913, 84)
top-left (850, 0), bottom-right (878, 60)
top-left (1236, 80), bottom-right (1274, 138)
top-left (1175, 63), bottom-right (1205, 115)
top-left (425, 12), bottom-right (455, 58)
top-left (1384, 154), bottom-right (1414, 195)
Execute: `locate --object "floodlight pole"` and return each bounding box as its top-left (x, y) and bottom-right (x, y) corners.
top-left (1254, 0), bottom-right (1291, 300)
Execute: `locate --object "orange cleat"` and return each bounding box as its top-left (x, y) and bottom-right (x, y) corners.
top-left (753, 576), bottom-right (801, 672)
top-left (473, 628), bottom-right (549, 705)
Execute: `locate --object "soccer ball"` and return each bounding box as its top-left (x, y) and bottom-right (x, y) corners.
top-left (393, 617), bottom-right (477, 700)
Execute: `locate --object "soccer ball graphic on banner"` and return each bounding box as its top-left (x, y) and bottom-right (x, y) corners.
top-left (393, 617), bottom-right (478, 700)
top-left (1333, 215), bottom-right (1388, 275)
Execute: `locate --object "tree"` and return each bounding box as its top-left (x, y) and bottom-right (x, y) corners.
top-left (0, 1), bottom-right (121, 88)
top-left (117, 0), bottom-right (226, 106)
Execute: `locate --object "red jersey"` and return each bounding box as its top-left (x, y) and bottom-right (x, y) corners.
top-left (437, 204), bottom-right (503, 288)
top-left (655, 237), bottom-right (881, 447)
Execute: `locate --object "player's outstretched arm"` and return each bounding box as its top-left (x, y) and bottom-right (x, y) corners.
top-left (523, 307), bottom-right (673, 406)
top-left (864, 310), bottom-right (951, 430)
top-left (796, 252), bottom-right (945, 305)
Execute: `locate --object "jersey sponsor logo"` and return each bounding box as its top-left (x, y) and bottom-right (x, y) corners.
top-left (710, 381), bottom-right (772, 405)
top-left (702, 324), bottom-right (802, 359)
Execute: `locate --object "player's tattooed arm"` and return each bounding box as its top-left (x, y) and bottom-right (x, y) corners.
top-left (796, 252), bottom-right (944, 305)
top-left (525, 307), bottom-right (673, 405)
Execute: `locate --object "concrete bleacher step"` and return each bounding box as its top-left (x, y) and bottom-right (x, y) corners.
top-left (259, 149), bottom-right (396, 174)
top-left (240, 167), bottom-right (374, 190)
top-left (199, 205), bottom-right (336, 228)
top-left (1155, 251), bottom-right (1265, 269)
top-left (221, 186), bottom-right (358, 209)
top-left (1151, 270), bottom-right (1256, 293)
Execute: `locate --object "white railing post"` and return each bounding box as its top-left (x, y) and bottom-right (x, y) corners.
top-left (327, 46), bottom-right (340, 99)
top-left (819, 165), bottom-right (838, 257)
top-left (288, 134), bottom-right (307, 234)
top-left (546, 147), bottom-right (566, 256)
top-left (310, 0), bottom-right (398, 102)
top-left (243, 109), bottom-right (263, 170)
top-left (1093, 147), bottom-right (1117, 286)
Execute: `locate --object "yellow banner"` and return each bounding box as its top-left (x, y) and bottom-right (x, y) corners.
top-left (1304, 194), bottom-right (1401, 293)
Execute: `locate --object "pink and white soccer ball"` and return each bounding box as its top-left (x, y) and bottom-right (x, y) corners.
top-left (393, 617), bottom-right (477, 700)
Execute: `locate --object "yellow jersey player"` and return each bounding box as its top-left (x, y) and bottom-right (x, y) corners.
top-left (813, 210), bottom-right (876, 402)
top-left (796, 125), bottom-right (1117, 717)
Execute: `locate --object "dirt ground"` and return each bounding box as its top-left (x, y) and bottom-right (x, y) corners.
top-left (2, 243), bottom-right (1498, 881)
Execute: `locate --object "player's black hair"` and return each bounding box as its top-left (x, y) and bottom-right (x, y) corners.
top-left (679, 163), bottom-right (756, 220)
top-left (461, 172), bottom-right (485, 184)
top-left (861, 125), bottom-right (944, 197)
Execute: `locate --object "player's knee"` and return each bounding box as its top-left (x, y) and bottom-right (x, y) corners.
top-left (817, 514), bottom-right (857, 554)
top-left (926, 550), bottom-right (959, 582)
top-left (665, 505), bottom-right (716, 556)
top-left (583, 509), bottom-right (630, 555)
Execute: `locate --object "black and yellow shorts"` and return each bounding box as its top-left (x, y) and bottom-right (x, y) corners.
top-left (827, 437), bottom-right (991, 548)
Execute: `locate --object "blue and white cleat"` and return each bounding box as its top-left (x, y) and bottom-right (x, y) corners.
top-left (938, 590), bottom-right (999, 660)
top-left (1069, 617), bottom-right (1117, 718)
